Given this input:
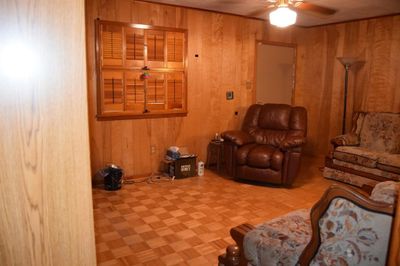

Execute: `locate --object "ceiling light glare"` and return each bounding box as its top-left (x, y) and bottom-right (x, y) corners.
top-left (269, 7), bottom-right (297, 28)
top-left (0, 41), bottom-right (40, 80)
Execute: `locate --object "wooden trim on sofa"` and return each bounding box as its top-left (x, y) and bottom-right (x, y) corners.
top-left (389, 191), bottom-right (400, 265)
top-left (298, 183), bottom-right (395, 265)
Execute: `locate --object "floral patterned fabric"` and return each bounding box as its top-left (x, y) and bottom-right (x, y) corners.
top-left (310, 198), bottom-right (393, 266)
top-left (332, 159), bottom-right (400, 181)
top-left (359, 112), bottom-right (400, 153)
top-left (370, 181), bottom-right (399, 204)
top-left (331, 133), bottom-right (360, 146)
top-left (323, 167), bottom-right (379, 188)
top-left (244, 209), bottom-right (311, 266)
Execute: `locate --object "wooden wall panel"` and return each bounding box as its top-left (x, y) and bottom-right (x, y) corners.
top-left (86, 0), bottom-right (279, 176)
top-left (293, 15), bottom-right (400, 156)
top-left (0, 0), bottom-right (96, 265)
top-left (87, 2), bottom-right (399, 172)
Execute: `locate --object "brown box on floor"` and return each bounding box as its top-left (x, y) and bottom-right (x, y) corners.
top-left (167, 157), bottom-right (197, 178)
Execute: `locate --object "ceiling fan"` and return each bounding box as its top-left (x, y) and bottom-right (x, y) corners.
top-left (252, 0), bottom-right (337, 27)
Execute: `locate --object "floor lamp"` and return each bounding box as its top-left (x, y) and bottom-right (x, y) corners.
top-left (337, 57), bottom-right (358, 134)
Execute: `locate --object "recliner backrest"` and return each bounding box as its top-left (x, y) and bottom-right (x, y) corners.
top-left (241, 104), bottom-right (307, 147)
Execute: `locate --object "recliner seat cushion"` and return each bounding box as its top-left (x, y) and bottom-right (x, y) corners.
top-left (333, 146), bottom-right (380, 168)
top-left (236, 144), bottom-right (283, 170)
top-left (236, 144), bottom-right (258, 165)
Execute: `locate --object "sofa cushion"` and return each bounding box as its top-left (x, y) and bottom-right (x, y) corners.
top-left (323, 167), bottom-right (379, 188)
top-left (333, 146), bottom-right (379, 168)
top-left (377, 153), bottom-right (400, 174)
top-left (244, 209), bottom-right (311, 266)
top-left (360, 112), bottom-right (400, 153)
top-left (332, 159), bottom-right (400, 181)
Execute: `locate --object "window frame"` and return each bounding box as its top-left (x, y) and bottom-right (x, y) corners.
top-left (95, 20), bottom-right (188, 120)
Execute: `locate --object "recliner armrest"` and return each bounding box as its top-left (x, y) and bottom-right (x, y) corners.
top-left (330, 133), bottom-right (360, 147)
top-left (222, 130), bottom-right (255, 146)
top-left (280, 136), bottom-right (306, 150)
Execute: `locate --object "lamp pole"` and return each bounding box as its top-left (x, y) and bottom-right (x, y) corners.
top-left (342, 63), bottom-right (350, 135)
top-left (337, 57), bottom-right (357, 135)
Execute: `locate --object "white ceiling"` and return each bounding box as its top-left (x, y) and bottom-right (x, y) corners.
top-left (142, 0), bottom-right (400, 27)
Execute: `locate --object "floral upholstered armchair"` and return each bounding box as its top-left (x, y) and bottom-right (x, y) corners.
top-left (218, 181), bottom-right (398, 266)
top-left (323, 112), bottom-right (400, 188)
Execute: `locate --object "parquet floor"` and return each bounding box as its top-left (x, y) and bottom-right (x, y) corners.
top-left (93, 156), bottom-right (334, 266)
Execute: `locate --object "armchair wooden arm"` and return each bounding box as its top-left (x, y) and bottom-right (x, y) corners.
top-left (218, 223), bottom-right (255, 266)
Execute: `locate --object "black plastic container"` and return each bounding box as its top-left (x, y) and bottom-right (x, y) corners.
top-left (103, 164), bottom-right (123, 191)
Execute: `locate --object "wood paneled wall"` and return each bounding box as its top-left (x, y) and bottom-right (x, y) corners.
top-left (0, 0), bottom-right (96, 265)
top-left (294, 15), bottom-right (400, 156)
top-left (86, 1), bottom-right (400, 174)
top-left (86, 0), bottom-right (295, 176)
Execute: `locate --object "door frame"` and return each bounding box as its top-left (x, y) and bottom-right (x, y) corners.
top-left (253, 40), bottom-right (297, 105)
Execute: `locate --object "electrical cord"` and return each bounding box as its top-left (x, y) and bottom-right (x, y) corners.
top-left (122, 172), bottom-right (175, 185)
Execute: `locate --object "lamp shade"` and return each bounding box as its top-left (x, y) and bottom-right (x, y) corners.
top-left (269, 7), bottom-right (297, 27)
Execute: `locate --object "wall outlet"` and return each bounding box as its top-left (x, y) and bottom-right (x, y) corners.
top-left (226, 91), bottom-right (234, 100)
top-left (150, 145), bottom-right (156, 154)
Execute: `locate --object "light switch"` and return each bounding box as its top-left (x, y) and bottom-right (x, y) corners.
top-left (226, 91), bottom-right (234, 100)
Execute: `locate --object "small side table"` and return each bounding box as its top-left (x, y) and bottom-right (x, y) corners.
top-left (206, 140), bottom-right (224, 172)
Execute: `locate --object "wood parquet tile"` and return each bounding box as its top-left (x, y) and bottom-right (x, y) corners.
top-left (93, 156), bottom-right (334, 265)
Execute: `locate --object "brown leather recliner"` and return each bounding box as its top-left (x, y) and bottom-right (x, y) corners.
top-left (222, 103), bottom-right (307, 186)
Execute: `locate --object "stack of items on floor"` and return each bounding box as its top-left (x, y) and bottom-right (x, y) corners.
top-left (164, 146), bottom-right (197, 178)
top-left (324, 112), bottom-right (400, 187)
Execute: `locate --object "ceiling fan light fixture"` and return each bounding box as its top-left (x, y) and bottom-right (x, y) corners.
top-left (269, 7), bottom-right (297, 27)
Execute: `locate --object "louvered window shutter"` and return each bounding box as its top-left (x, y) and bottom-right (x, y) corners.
top-left (100, 24), bottom-right (123, 67)
top-left (146, 30), bottom-right (165, 68)
top-left (102, 71), bottom-right (124, 112)
top-left (167, 72), bottom-right (184, 110)
top-left (125, 28), bottom-right (144, 67)
top-left (146, 72), bottom-right (165, 111)
top-left (96, 20), bottom-right (187, 119)
top-left (167, 32), bottom-right (185, 69)
top-left (125, 71), bottom-right (145, 111)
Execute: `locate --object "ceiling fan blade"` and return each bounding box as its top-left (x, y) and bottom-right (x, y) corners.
top-left (295, 2), bottom-right (336, 15)
top-left (247, 5), bottom-right (274, 17)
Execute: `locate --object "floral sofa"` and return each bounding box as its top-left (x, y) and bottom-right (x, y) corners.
top-left (218, 181), bottom-right (398, 266)
top-left (323, 112), bottom-right (400, 187)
